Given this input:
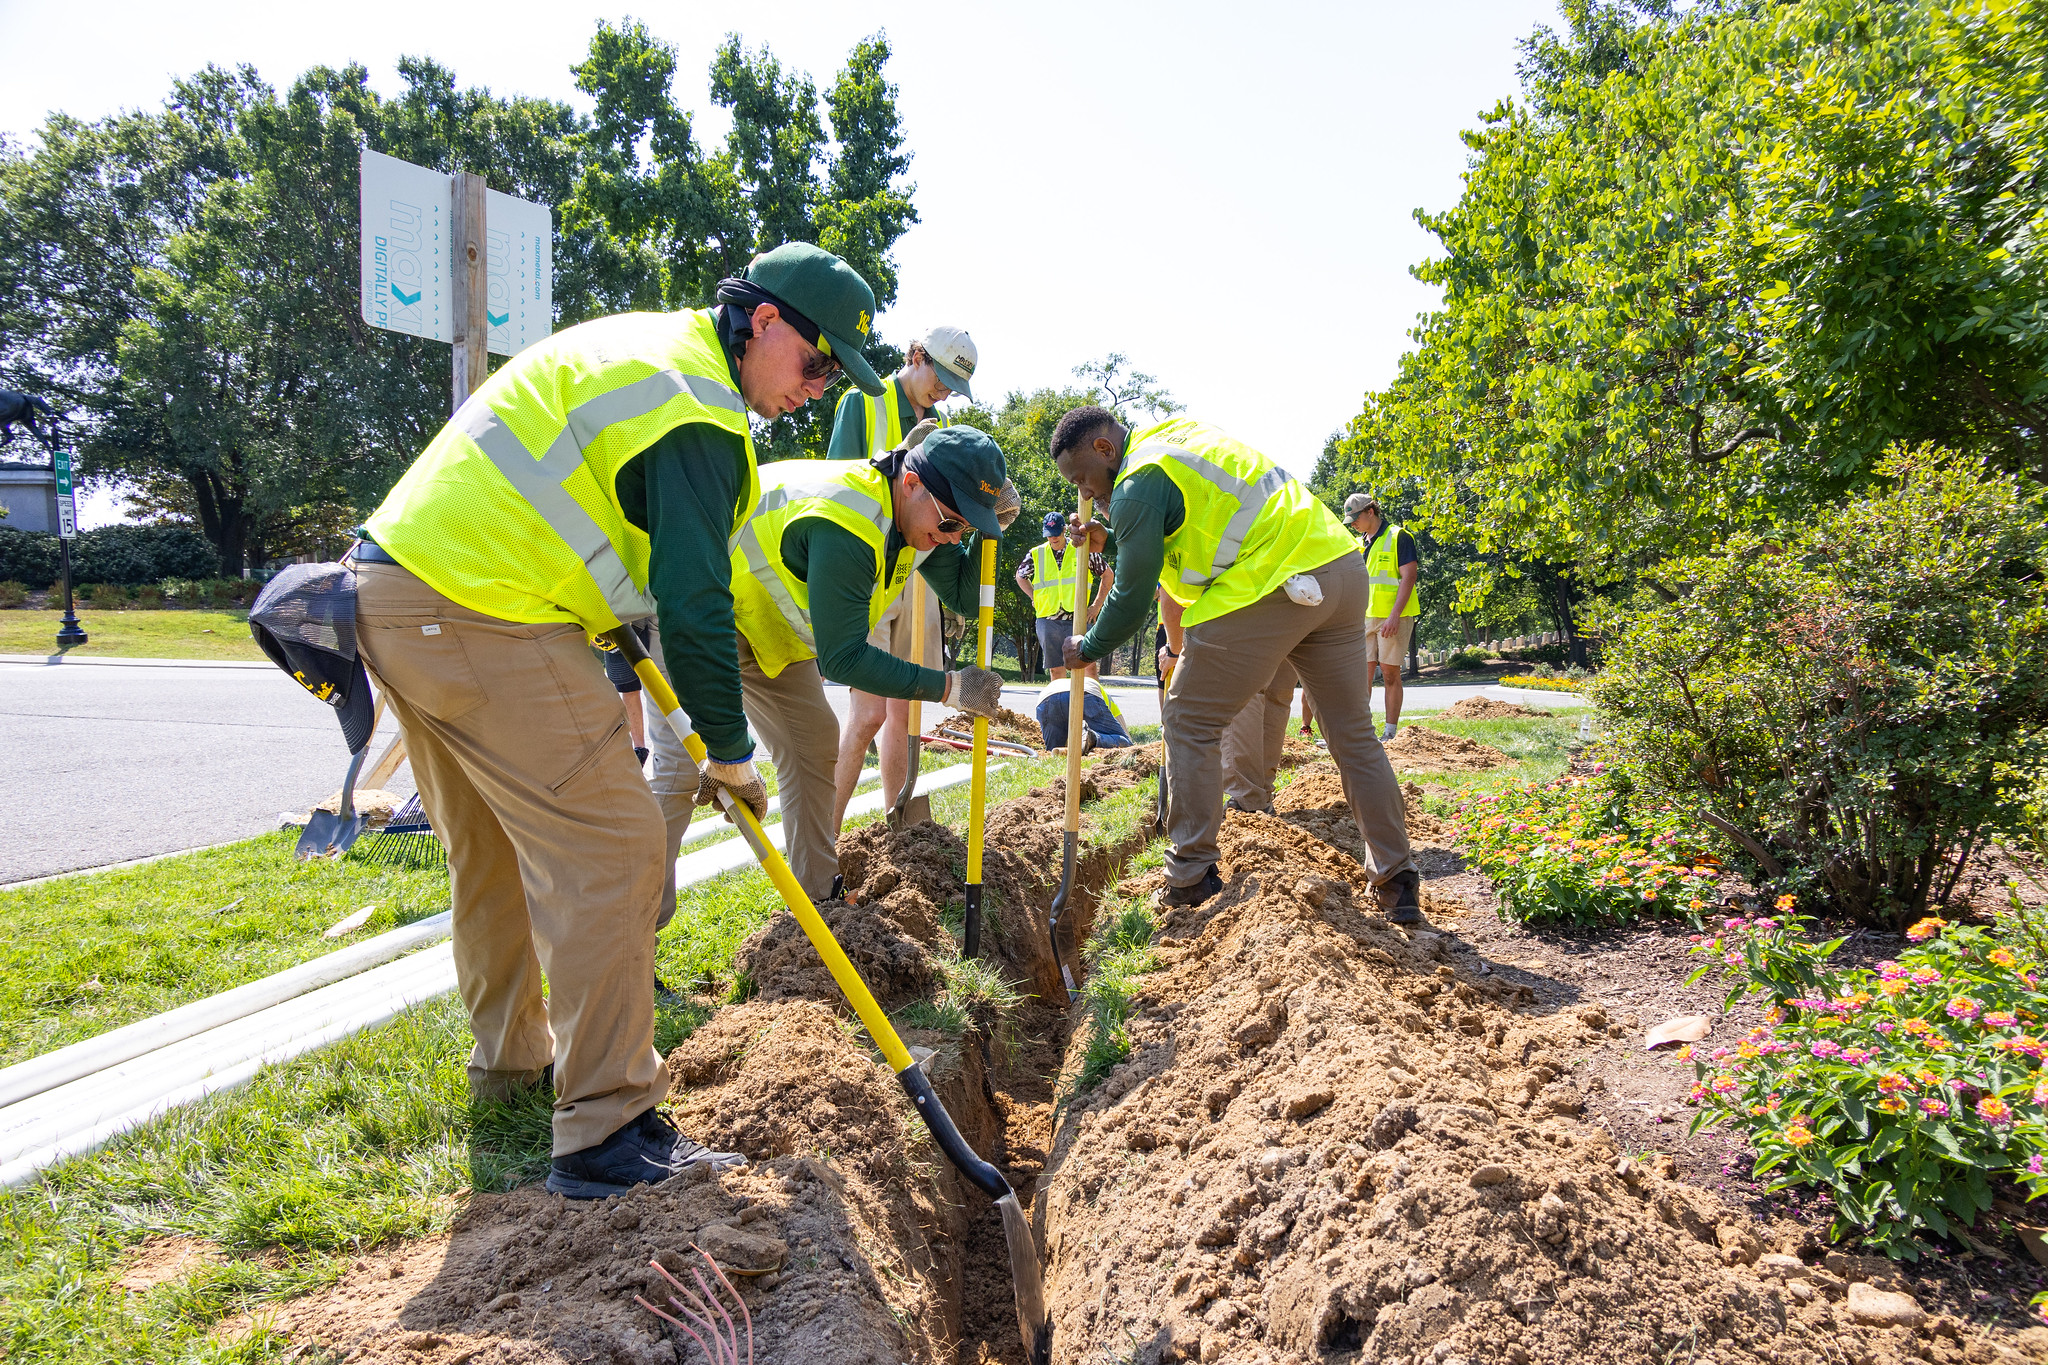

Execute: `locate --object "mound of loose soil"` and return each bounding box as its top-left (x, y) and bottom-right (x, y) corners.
top-left (1386, 725), bottom-right (1513, 774)
top-left (1439, 696), bottom-right (1551, 721)
top-left (1034, 812), bottom-right (1978, 1365)
top-left (273, 1001), bottom-right (978, 1365)
top-left (1279, 767), bottom-right (1456, 848)
top-left (301, 787), bottom-right (406, 828)
top-left (986, 705), bottom-right (1045, 750)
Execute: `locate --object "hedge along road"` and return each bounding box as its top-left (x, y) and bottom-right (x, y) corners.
top-left (0, 652), bottom-right (1571, 885)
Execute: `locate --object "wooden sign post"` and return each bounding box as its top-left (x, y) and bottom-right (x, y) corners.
top-left (450, 171), bottom-right (489, 411)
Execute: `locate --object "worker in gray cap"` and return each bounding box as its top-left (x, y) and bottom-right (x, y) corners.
top-left (1343, 493), bottom-right (1419, 740)
top-left (828, 326), bottom-right (982, 828)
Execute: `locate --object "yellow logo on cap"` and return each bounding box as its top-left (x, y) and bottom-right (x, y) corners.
top-left (856, 310), bottom-right (871, 338)
top-left (980, 479), bottom-right (1000, 495)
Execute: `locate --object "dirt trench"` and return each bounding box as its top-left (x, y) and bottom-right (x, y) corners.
top-left (1026, 764), bottom-right (2039, 1365)
top-left (269, 746), bottom-right (1165, 1365)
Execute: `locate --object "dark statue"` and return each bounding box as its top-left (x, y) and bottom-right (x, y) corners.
top-left (0, 390), bottom-right (56, 450)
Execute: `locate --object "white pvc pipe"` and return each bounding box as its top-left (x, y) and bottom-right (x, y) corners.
top-left (0, 758), bottom-right (1007, 1185)
top-left (0, 911), bottom-right (454, 1109)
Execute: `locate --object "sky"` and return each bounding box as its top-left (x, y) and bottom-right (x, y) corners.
top-left (0, 0), bottom-right (1561, 524)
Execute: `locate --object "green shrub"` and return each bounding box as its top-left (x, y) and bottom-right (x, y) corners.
top-left (75, 582), bottom-right (127, 606)
top-left (1448, 646), bottom-right (1490, 670)
top-left (1681, 910), bottom-right (2048, 1258)
top-left (70, 524), bottom-right (220, 584)
top-left (1451, 767), bottom-right (1719, 925)
top-left (0, 581), bottom-right (26, 608)
top-left (0, 527), bottom-right (59, 589)
top-left (1590, 449), bottom-right (2048, 927)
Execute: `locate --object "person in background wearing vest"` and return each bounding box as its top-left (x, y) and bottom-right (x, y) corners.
top-left (1343, 493), bottom-right (1421, 741)
top-left (1034, 672), bottom-right (1132, 751)
top-left (1051, 406), bottom-right (1422, 923)
top-left (647, 428), bottom-right (1017, 905)
top-left (828, 327), bottom-right (980, 830)
top-left (350, 243), bottom-right (885, 1200)
top-left (1015, 511), bottom-right (1113, 680)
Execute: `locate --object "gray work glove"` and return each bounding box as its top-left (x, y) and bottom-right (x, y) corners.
top-left (895, 417), bottom-right (940, 455)
top-left (946, 665), bottom-right (1005, 718)
top-left (695, 756), bottom-right (769, 824)
top-left (992, 479), bottom-right (1022, 531)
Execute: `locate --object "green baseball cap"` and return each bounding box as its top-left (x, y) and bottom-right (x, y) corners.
top-left (744, 242), bottom-right (886, 397)
top-left (913, 427), bottom-right (1010, 538)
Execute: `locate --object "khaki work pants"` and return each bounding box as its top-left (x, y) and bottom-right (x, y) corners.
top-left (1221, 660), bottom-right (1297, 811)
top-left (644, 632), bottom-right (843, 904)
top-left (352, 560), bottom-right (668, 1157)
top-left (1163, 552), bottom-right (1415, 889)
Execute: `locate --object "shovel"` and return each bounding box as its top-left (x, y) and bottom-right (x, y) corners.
top-left (297, 746), bottom-right (371, 860)
top-left (887, 574), bottom-right (933, 830)
top-left (1047, 496), bottom-right (1093, 1004)
top-left (602, 624), bottom-right (1051, 1365)
top-left (965, 539), bottom-right (995, 959)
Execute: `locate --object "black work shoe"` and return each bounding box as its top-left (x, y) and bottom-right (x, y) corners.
top-left (544, 1111), bottom-right (742, 1200)
top-left (1159, 865), bottom-right (1223, 909)
top-left (634, 1107), bottom-right (746, 1174)
top-left (1379, 870), bottom-right (1425, 925)
top-left (1224, 797), bottom-right (1271, 815)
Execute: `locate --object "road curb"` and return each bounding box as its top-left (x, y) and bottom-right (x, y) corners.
top-left (0, 653), bottom-right (272, 670)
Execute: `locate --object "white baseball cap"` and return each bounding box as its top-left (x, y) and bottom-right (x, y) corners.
top-left (922, 325), bottom-right (978, 401)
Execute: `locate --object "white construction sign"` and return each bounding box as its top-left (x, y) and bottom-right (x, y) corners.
top-left (358, 149), bottom-right (552, 357)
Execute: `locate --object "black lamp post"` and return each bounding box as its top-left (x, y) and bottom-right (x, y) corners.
top-left (51, 444), bottom-right (86, 648)
top-left (55, 536), bottom-right (87, 647)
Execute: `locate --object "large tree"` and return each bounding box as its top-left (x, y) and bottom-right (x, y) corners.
top-left (0, 25), bottom-right (919, 569)
top-left (1329, 0), bottom-right (2048, 629)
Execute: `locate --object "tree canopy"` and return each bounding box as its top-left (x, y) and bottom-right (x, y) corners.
top-left (1325, 0), bottom-right (2048, 619)
top-left (0, 27), bottom-right (918, 569)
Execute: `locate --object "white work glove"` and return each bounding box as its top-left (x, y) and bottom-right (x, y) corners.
top-left (895, 417), bottom-right (940, 455)
top-left (945, 665), bottom-right (1005, 717)
top-left (695, 756), bottom-right (769, 824)
top-left (992, 479), bottom-right (1022, 531)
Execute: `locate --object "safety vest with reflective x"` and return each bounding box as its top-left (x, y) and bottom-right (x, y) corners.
top-left (1029, 540), bottom-right (1080, 617)
top-left (730, 459), bottom-right (917, 679)
top-left (1364, 523), bottom-right (1419, 618)
top-left (1115, 417), bottom-right (1360, 627)
top-left (860, 376), bottom-right (945, 458)
top-left (364, 309), bottom-right (760, 634)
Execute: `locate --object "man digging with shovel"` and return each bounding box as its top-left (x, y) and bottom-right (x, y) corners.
top-left (348, 242), bottom-right (883, 1199)
top-left (639, 425), bottom-right (1019, 905)
top-left (1049, 405), bottom-right (1424, 923)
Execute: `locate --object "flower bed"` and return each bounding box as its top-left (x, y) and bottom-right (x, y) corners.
top-left (1500, 674), bottom-right (1584, 693)
top-left (1682, 909), bottom-right (2048, 1257)
top-left (1450, 768), bottom-right (1720, 925)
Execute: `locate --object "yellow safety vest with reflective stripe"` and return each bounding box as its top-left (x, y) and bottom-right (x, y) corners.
top-left (861, 376), bottom-right (945, 457)
top-left (1114, 417), bottom-right (1358, 627)
top-left (730, 460), bottom-right (917, 678)
top-left (365, 309), bottom-right (759, 635)
top-left (1364, 523), bottom-right (1419, 618)
top-left (1029, 541), bottom-right (1080, 617)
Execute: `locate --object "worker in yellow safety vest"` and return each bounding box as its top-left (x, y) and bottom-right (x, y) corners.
top-left (1050, 405), bottom-right (1421, 922)
top-left (1343, 492), bottom-right (1420, 741)
top-left (349, 242), bottom-right (884, 1201)
top-left (642, 427), bottom-right (1018, 904)
top-left (826, 327), bottom-right (981, 830)
top-left (1014, 512), bottom-right (1113, 680)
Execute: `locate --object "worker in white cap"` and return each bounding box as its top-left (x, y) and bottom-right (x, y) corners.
top-left (827, 326), bottom-right (982, 828)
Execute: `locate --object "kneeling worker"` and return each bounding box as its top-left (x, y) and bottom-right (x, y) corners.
top-left (1034, 672), bottom-right (1132, 752)
top-left (352, 243), bottom-right (883, 1198)
top-left (1050, 406), bottom-right (1422, 922)
top-left (644, 427), bottom-right (1016, 901)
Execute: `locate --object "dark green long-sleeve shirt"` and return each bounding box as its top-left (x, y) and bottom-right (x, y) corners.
top-left (826, 376), bottom-right (923, 460)
top-left (1077, 462), bottom-right (1184, 663)
top-left (614, 313), bottom-right (754, 763)
top-left (783, 516), bottom-right (983, 697)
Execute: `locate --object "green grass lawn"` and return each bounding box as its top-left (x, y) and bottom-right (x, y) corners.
top-left (0, 835), bottom-right (451, 1068)
top-left (0, 609), bottom-right (264, 661)
top-left (1404, 709), bottom-right (1592, 810)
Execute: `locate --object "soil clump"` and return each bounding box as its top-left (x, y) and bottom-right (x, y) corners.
top-left (1033, 803), bottom-right (2009, 1364)
top-left (1384, 726), bottom-right (1513, 774)
top-left (1438, 697), bottom-right (1551, 721)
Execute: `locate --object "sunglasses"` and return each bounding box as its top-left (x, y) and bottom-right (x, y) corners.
top-left (921, 484), bottom-right (967, 535)
top-left (797, 327), bottom-right (842, 385)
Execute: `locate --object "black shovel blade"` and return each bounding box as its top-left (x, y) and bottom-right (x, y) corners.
top-left (296, 810), bottom-right (369, 861)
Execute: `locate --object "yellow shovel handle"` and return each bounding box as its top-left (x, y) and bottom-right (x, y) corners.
top-left (608, 629), bottom-right (915, 1075)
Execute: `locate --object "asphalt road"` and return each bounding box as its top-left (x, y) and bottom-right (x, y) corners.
top-left (0, 656), bottom-right (1579, 885)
